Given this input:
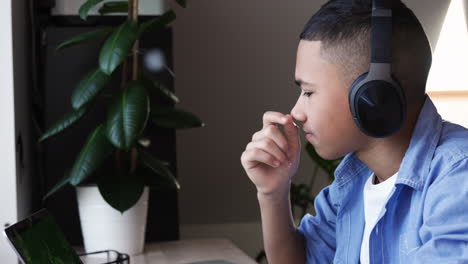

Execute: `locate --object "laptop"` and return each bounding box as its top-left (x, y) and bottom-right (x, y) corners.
top-left (3, 208), bottom-right (83, 264)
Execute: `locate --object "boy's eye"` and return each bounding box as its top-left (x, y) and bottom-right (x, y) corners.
top-left (302, 92), bottom-right (313, 97)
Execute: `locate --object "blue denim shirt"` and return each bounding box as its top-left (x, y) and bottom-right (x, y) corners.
top-left (297, 96), bottom-right (468, 263)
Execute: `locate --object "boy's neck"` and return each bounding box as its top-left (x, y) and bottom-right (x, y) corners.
top-left (356, 105), bottom-right (423, 183)
top-left (357, 139), bottom-right (408, 183)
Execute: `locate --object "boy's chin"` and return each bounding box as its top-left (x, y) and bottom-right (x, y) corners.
top-left (315, 146), bottom-right (346, 161)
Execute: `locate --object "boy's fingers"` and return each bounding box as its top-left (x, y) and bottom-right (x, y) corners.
top-left (261, 112), bottom-right (301, 154)
top-left (252, 125), bottom-right (289, 155)
top-left (242, 148), bottom-right (281, 169)
top-left (282, 115), bottom-right (301, 151)
top-left (262, 111), bottom-right (288, 129)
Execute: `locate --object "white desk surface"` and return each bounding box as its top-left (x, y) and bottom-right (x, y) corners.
top-left (80, 239), bottom-right (257, 264)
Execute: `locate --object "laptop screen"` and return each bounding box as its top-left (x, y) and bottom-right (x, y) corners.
top-left (4, 209), bottom-right (82, 264)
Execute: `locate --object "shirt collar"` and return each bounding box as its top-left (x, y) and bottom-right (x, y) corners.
top-left (334, 95), bottom-right (442, 190)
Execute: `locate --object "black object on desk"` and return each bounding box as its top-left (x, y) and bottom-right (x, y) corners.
top-left (3, 208), bottom-right (131, 264)
top-left (79, 250), bottom-right (130, 264)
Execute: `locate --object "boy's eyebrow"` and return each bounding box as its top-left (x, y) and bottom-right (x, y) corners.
top-left (294, 79), bottom-right (315, 88)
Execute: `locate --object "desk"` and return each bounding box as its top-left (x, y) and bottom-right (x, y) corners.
top-left (80, 239), bottom-right (257, 264)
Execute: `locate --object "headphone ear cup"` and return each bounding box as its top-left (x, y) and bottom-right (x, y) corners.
top-left (350, 77), bottom-right (406, 137)
top-left (349, 72), bottom-right (369, 120)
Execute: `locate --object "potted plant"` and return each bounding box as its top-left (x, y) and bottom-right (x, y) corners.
top-left (39, 0), bottom-right (202, 255)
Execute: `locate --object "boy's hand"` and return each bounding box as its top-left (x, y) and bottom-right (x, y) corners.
top-left (241, 112), bottom-right (301, 198)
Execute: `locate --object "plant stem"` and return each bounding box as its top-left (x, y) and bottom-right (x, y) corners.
top-left (131, 0), bottom-right (138, 22)
top-left (121, 0), bottom-right (134, 89)
top-left (116, 149), bottom-right (122, 170)
top-left (131, 0), bottom-right (139, 81)
top-left (121, 60), bottom-right (128, 89)
top-left (129, 0), bottom-right (139, 172)
top-left (130, 147), bottom-right (138, 173)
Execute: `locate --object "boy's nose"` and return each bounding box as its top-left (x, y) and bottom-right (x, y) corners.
top-left (290, 102), bottom-right (306, 123)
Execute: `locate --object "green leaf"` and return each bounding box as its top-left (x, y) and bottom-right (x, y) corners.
top-left (39, 107), bottom-right (87, 142)
top-left (69, 125), bottom-right (113, 185)
top-left (140, 74), bottom-right (179, 104)
top-left (79, 0), bottom-right (105, 20)
top-left (137, 146), bottom-right (180, 189)
top-left (98, 1), bottom-right (128, 15)
top-left (56, 28), bottom-right (113, 50)
top-left (152, 82), bottom-right (179, 103)
top-left (138, 166), bottom-right (178, 191)
top-left (138, 10), bottom-right (176, 36)
top-left (97, 169), bottom-right (145, 213)
top-left (43, 173), bottom-right (72, 201)
top-left (175, 0), bottom-right (187, 8)
top-left (71, 68), bottom-right (111, 109)
top-left (150, 105), bottom-right (204, 129)
top-left (99, 20), bottom-right (138, 75)
top-left (105, 81), bottom-right (149, 150)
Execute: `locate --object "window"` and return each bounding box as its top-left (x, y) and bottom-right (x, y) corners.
top-left (426, 0), bottom-right (468, 128)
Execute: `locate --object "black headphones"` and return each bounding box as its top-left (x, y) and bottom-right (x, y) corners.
top-left (349, 0), bottom-right (406, 138)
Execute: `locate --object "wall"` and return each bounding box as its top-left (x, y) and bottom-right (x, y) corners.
top-left (12, 0), bottom-right (36, 221)
top-left (171, 0), bottom-right (329, 258)
top-left (0, 0), bottom-right (36, 261)
top-left (0, 0), bottom-right (20, 261)
top-left (171, 0), bottom-right (456, 259)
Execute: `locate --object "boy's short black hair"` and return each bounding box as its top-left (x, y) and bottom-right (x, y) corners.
top-left (300, 0), bottom-right (432, 108)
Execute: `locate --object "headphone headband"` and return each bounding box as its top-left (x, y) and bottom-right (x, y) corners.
top-left (348, 0), bottom-right (406, 138)
top-left (373, 0), bottom-right (392, 9)
top-left (371, 0), bottom-right (392, 64)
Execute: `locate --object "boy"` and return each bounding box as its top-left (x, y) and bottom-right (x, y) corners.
top-left (240, 0), bottom-right (468, 263)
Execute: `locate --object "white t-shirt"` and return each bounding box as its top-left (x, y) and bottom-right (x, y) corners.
top-left (359, 172), bottom-right (398, 264)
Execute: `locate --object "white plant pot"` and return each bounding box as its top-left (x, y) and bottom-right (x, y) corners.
top-left (76, 185), bottom-right (149, 255)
